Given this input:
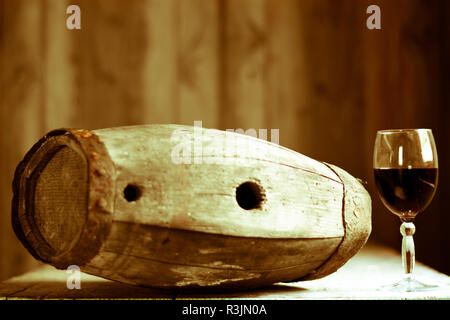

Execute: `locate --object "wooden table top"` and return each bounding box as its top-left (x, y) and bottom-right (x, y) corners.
top-left (1, 242), bottom-right (449, 300)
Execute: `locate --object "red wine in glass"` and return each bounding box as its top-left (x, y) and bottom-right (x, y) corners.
top-left (373, 129), bottom-right (439, 292)
top-left (374, 168), bottom-right (438, 222)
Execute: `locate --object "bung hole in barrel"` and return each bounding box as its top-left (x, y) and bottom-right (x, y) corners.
top-left (124, 184), bottom-right (142, 202)
top-left (236, 181), bottom-right (264, 210)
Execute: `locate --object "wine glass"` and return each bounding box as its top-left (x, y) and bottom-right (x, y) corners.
top-left (373, 129), bottom-right (439, 292)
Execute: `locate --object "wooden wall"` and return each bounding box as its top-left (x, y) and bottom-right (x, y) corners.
top-left (1, 0), bottom-right (449, 281)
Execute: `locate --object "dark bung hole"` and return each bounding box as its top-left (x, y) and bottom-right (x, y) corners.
top-left (236, 181), bottom-right (264, 210)
top-left (124, 184), bottom-right (142, 202)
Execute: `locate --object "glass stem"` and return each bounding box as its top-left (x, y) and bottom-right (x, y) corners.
top-left (400, 221), bottom-right (416, 281)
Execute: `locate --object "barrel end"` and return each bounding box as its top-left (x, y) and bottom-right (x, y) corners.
top-left (300, 164), bottom-right (372, 281)
top-left (11, 129), bottom-right (114, 269)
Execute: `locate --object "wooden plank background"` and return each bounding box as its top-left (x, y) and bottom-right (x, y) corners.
top-left (1, 0), bottom-right (449, 281)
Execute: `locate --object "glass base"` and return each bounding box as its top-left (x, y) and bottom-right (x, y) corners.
top-left (379, 277), bottom-right (438, 292)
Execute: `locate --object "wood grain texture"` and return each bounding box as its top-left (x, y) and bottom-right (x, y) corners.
top-left (178, 0), bottom-right (220, 128)
top-left (94, 125), bottom-right (346, 239)
top-left (73, 0), bottom-right (151, 128)
top-left (0, 0), bottom-right (45, 281)
top-left (85, 223), bottom-right (341, 289)
top-left (44, 0), bottom-right (75, 129)
top-left (12, 125), bottom-right (371, 289)
top-left (360, 0), bottom-right (448, 274)
top-left (265, 0), bottom-right (305, 151)
top-left (221, 0), bottom-right (267, 130)
top-left (1, 243), bottom-right (449, 299)
top-left (142, 0), bottom-right (178, 124)
top-left (1, 0), bottom-right (449, 283)
top-left (437, 0), bottom-right (450, 276)
top-left (303, 163), bottom-right (372, 280)
top-left (295, 0), bottom-right (366, 169)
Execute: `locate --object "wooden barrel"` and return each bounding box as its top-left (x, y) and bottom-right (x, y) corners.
top-left (12, 124), bottom-right (371, 290)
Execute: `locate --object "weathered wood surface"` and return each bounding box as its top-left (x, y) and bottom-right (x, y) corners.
top-left (2, 0), bottom-right (449, 284)
top-left (94, 125), bottom-right (347, 238)
top-left (12, 124), bottom-right (371, 290)
top-left (1, 242), bottom-right (449, 300)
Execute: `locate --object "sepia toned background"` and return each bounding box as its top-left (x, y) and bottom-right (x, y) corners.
top-left (0, 0), bottom-right (449, 281)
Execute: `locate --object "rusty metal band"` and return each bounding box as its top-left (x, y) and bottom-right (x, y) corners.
top-left (12, 129), bottom-right (115, 269)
